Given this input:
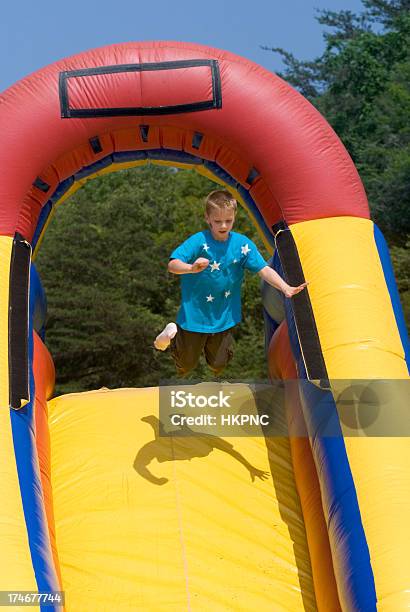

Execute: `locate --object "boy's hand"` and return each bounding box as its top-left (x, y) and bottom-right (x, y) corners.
top-left (191, 257), bottom-right (210, 273)
top-left (258, 267), bottom-right (309, 297)
top-left (283, 282), bottom-right (309, 298)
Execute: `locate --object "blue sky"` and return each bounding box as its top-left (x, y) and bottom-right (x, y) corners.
top-left (1, 0), bottom-right (366, 92)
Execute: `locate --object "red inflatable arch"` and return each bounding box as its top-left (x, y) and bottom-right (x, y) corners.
top-left (0, 40), bottom-right (369, 242)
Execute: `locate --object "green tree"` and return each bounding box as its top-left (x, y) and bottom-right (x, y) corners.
top-left (35, 166), bottom-right (270, 394)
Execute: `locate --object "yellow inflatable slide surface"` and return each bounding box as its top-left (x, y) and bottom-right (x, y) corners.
top-left (48, 385), bottom-right (316, 611)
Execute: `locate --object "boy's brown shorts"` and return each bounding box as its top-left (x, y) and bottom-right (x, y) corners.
top-left (170, 324), bottom-right (236, 377)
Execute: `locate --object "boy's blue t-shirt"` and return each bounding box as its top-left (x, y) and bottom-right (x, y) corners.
top-left (170, 230), bottom-right (267, 333)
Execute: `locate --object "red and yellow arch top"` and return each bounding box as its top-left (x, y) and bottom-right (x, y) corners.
top-left (0, 40), bottom-right (369, 239)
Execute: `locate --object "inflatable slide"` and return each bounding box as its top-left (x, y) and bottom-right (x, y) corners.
top-left (0, 42), bottom-right (409, 611)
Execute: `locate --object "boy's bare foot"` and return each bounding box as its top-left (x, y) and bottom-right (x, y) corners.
top-left (154, 322), bottom-right (178, 351)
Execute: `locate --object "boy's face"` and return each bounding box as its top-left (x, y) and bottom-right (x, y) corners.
top-left (205, 206), bottom-right (236, 241)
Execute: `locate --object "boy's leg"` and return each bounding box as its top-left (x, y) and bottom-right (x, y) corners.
top-left (204, 327), bottom-right (236, 375)
top-left (170, 324), bottom-right (207, 377)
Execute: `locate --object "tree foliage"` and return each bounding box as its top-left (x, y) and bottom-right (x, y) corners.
top-left (35, 166), bottom-right (269, 394)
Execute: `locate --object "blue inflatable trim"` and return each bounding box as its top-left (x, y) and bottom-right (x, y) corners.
top-left (10, 285), bottom-right (61, 609)
top-left (32, 150), bottom-right (275, 252)
top-left (373, 224), bottom-right (410, 373)
top-left (30, 263), bottom-right (47, 340)
top-left (32, 177), bottom-right (74, 249)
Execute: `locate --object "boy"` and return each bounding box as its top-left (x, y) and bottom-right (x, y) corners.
top-left (154, 190), bottom-right (307, 377)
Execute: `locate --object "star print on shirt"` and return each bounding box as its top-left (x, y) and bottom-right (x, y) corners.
top-left (202, 243), bottom-right (210, 252)
top-left (210, 261), bottom-right (221, 272)
top-left (206, 294), bottom-right (215, 302)
top-left (241, 243), bottom-right (251, 256)
top-left (224, 290), bottom-right (231, 298)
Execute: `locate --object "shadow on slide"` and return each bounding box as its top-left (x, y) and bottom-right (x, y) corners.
top-left (134, 415), bottom-right (270, 486)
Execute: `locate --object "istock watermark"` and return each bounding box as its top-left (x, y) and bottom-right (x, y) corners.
top-left (170, 389), bottom-right (233, 408)
top-left (160, 381), bottom-right (276, 437)
top-left (158, 379), bottom-right (409, 437)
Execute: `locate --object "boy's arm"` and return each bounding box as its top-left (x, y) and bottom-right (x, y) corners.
top-left (258, 266), bottom-right (308, 298)
top-left (168, 258), bottom-right (209, 275)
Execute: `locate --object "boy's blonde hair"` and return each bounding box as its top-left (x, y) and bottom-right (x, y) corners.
top-left (205, 190), bottom-right (237, 216)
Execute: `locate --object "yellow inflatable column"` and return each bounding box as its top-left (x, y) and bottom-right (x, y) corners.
top-left (291, 217), bottom-right (410, 610)
top-left (0, 236), bottom-right (39, 601)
